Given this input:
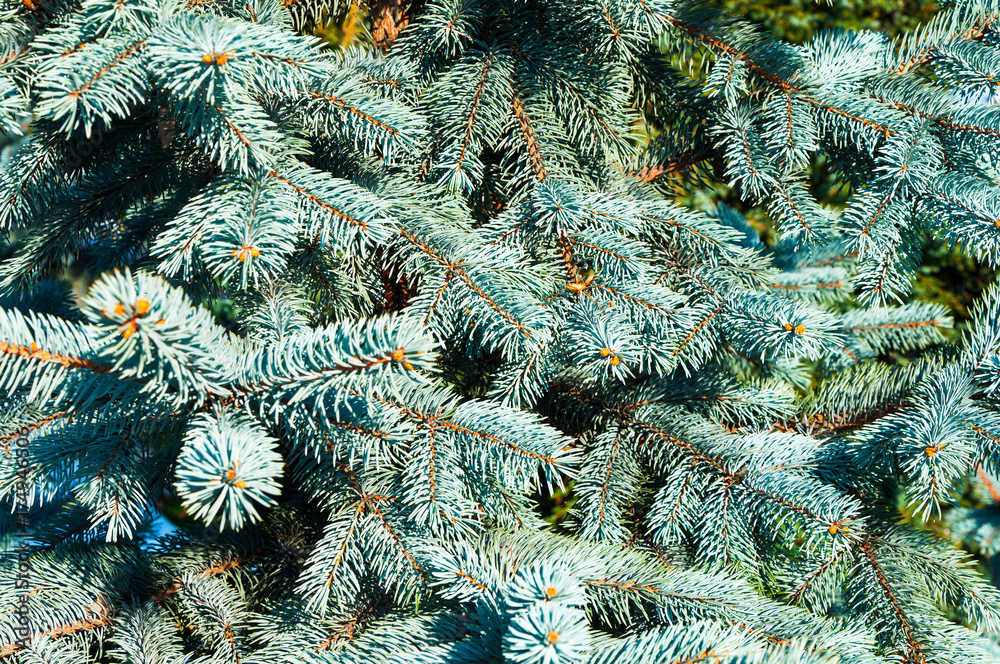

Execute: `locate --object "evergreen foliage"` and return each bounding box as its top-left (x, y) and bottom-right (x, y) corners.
top-left (4, 0), bottom-right (1000, 662)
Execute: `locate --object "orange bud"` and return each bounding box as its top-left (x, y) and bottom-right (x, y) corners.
top-left (234, 246), bottom-right (256, 261)
top-left (114, 303), bottom-right (126, 316)
top-left (155, 319), bottom-right (166, 325)
top-left (599, 347), bottom-right (611, 357)
top-left (828, 524), bottom-right (838, 535)
top-left (795, 324), bottom-right (806, 335)
top-left (202, 53), bottom-right (214, 64)
top-left (122, 322), bottom-right (137, 339)
top-left (545, 586), bottom-right (558, 598)
top-left (609, 355), bottom-right (620, 366)
top-left (226, 469), bottom-right (236, 481)
top-left (784, 323), bottom-right (793, 331)
top-left (216, 53), bottom-right (228, 65)
top-left (925, 446), bottom-right (937, 457)
top-left (392, 349), bottom-right (405, 361)
top-left (547, 631), bottom-right (559, 644)
top-left (235, 480), bottom-right (246, 489)
top-left (402, 361), bottom-right (414, 370)
top-left (995, 219), bottom-right (1000, 228)
top-left (136, 299), bottom-right (150, 315)
top-left (30, 342), bottom-right (38, 352)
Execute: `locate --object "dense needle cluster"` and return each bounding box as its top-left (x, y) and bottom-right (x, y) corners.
top-left (3, 0), bottom-right (1000, 662)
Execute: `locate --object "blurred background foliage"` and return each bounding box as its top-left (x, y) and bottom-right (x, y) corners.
top-left (721, 0), bottom-right (936, 43)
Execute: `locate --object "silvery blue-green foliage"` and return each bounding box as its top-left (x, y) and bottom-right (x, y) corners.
top-left (3, 0), bottom-right (1000, 662)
